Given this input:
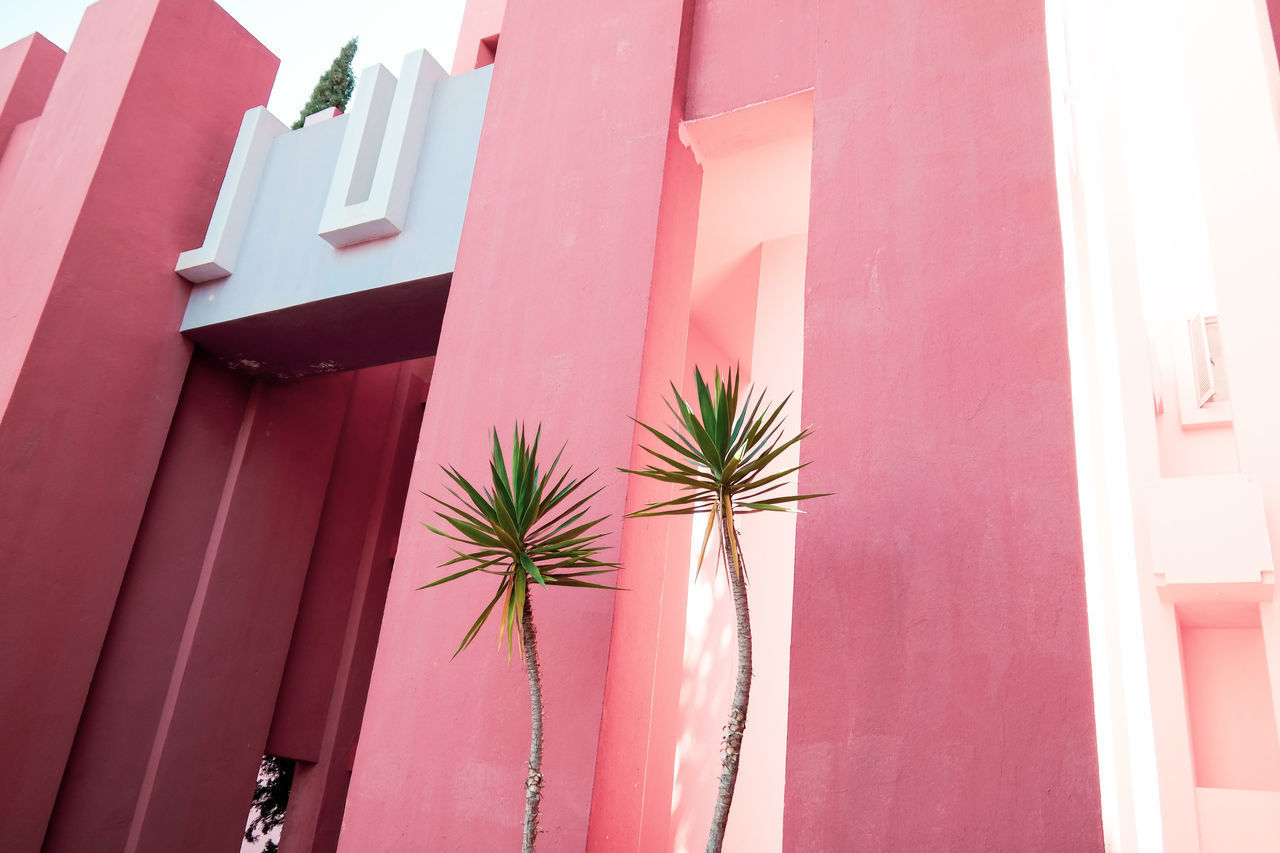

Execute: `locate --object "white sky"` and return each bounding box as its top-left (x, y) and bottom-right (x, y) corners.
top-left (0, 0), bottom-right (467, 120)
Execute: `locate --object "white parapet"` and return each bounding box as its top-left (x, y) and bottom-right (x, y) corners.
top-left (317, 50), bottom-right (448, 248)
top-left (304, 107), bottom-right (341, 127)
top-left (176, 106), bottom-right (288, 282)
top-left (173, 54), bottom-right (491, 378)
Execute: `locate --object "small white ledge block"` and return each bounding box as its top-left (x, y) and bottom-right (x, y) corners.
top-left (176, 106), bottom-right (288, 283)
top-left (304, 107), bottom-right (341, 127)
top-left (318, 49), bottom-right (447, 248)
top-left (1148, 474), bottom-right (1275, 602)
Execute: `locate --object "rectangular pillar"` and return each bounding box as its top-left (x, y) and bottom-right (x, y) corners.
top-left (43, 356), bottom-right (252, 853)
top-left (270, 363), bottom-right (428, 853)
top-left (337, 0), bottom-right (698, 849)
top-left (590, 118), bottom-right (702, 853)
top-left (124, 374), bottom-right (351, 853)
top-left (783, 1), bottom-right (1104, 848)
top-left (0, 33), bottom-right (63, 153)
top-left (0, 1), bottom-right (278, 848)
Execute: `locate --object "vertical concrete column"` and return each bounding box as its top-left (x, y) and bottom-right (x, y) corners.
top-left (589, 122), bottom-right (702, 853)
top-left (0, 33), bottom-right (63, 153)
top-left (784, 1), bottom-right (1104, 849)
top-left (269, 363), bottom-right (429, 853)
top-left (49, 361), bottom-right (423, 853)
top-left (0, 0), bottom-right (277, 846)
top-left (338, 0), bottom-right (698, 849)
top-left (123, 374), bottom-right (352, 853)
top-left (43, 356), bottom-right (253, 853)
top-left (452, 0), bottom-right (507, 74)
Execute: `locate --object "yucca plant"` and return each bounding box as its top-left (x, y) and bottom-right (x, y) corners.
top-left (421, 425), bottom-right (619, 853)
top-left (623, 367), bottom-right (824, 853)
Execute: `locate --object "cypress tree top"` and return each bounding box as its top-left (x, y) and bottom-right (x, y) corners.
top-left (292, 38), bottom-right (358, 130)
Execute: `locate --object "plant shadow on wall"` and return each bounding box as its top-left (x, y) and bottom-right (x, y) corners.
top-left (624, 366), bottom-right (825, 853)
top-left (420, 426), bottom-right (620, 853)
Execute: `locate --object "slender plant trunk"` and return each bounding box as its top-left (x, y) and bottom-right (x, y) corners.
top-left (706, 496), bottom-right (752, 853)
top-left (522, 596), bottom-right (543, 853)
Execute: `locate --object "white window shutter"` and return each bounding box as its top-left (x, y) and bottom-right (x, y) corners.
top-left (1188, 314), bottom-right (1215, 407)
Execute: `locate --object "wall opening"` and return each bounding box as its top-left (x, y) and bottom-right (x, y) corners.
top-left (476, 34), bottom-right (499, 69)
top-left (1176, 603), bottom-right (1280, 791)
top-left (667, 89), bottom-right (813, 853)
top-left (243, 754), bottom-right (295, 851)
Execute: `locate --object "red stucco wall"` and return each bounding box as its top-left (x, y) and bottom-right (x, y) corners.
top-left (0, 1), bottom-right (278, 847)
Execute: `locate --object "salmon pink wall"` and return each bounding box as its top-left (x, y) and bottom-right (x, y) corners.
top-left (669, 95), bottom-right (811, 850)
top-left (728, 234), bottom-right (806, 851)
top-left (785, 0), bottom-right (1103, 848)
top-left (684, 0), bottom-right (814, 121)
top-left (1180, 626), bottom-right (1280, 791)
top-left (338, 0), bottom-right (699, 849)
top-left (452, 0), bottom-right (506, 74)
top-left (0, 33), bottom-right (62, 152)
top-left (591, 132), bottom-right (702, 853)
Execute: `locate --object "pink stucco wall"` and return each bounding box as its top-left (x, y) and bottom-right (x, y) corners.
top-left (338, 1), bottom-right (697, 849)
top-left (0, 33), bottom-right (62, 153)
top-left (452, 0), bottom-right (506, 74)
top-left (0, 0), bottom-right (1146, 848)
top-left (0, 1), bottom-right (278, 848)
top-left (669, 95), bottom-right (811, 851)
top-left (1180, 625), bottom-right (1280, 791)
top-left (683, 0), bottom-right (814, 121)
top-left (784, 0), bottom-right (1103, 849)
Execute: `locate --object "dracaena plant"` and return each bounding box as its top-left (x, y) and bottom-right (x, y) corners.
top-left (421, 425), bottom-right (619, 853)
top-left (622, 367), bottom-right (824, 853)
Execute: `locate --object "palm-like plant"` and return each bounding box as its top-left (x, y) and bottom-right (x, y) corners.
top-left (623, 367), bottom-right (824, 853)
top-left (421, 425), bottom-right (619, 853)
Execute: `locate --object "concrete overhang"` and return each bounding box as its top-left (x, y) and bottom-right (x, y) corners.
top-left (176, 54), bottom-right (491, 378)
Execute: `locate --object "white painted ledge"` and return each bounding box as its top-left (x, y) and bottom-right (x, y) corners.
top-left (304, 107), bottom-right (341, 127)
top-left (1148, 474), bottom-right (1275, 602)
top-left (176, 106), bottom-right (287, 283)
top-left (318, 49), bottom-right (447, 248)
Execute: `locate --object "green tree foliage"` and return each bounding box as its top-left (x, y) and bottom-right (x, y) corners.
top-left (623, 367), bottom-right (825, 853)
top-left (422, 425), bottom-right (620, 851)
top-left (292, 38), bottom-right (358, 130)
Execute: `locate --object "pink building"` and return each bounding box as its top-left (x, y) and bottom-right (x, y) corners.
top-left (1, 0), bottom-right (1278, 849)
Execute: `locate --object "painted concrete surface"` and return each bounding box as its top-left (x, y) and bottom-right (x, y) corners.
top-left (1180, 626), bottom-right (1280, 791)
top-left (0, 33), bottom-right (63, 153)
top-left (1049, 0), bottom-right (1280, 848)
top-left (273, 364), bottom-right (430, 853)
top-left (337, 0), bottom-right (696, 850)
top-left (683, 0), bottom-right (815, 122)
top-left (181, 62), bottom-right (490, 377)
top-left (316, 51), bottom-right (448, 247)
top-left (120, 374), bottom-right (352, 853)
top-left (42, 356), bottom-right (253, 853)
top-left (0, 1), bottom-right (278, 849)
top-left (452, 0), bottom-right (506, 74)
top-left (14, 0), bottom-right (1280, 848)
top-left (175, 106), bottom-right (288, 282)
top-left (590, 112), bottom-right (703, 853)
top-left (784, 0), bottom-right (1104, 849)
top-left (667, 93), bottom-right (811, 851)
